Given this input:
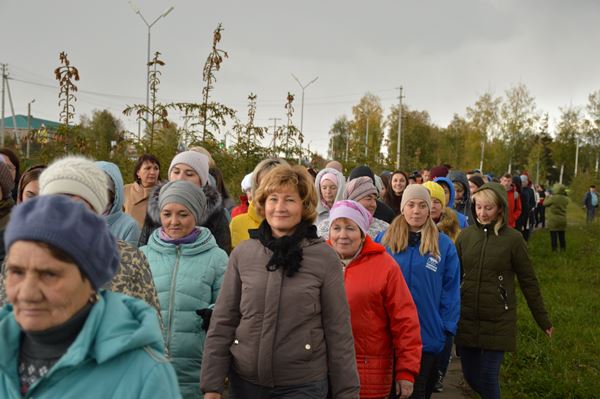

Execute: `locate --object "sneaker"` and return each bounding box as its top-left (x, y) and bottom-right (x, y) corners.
top-left (433, 377), bottom-right (444, 393)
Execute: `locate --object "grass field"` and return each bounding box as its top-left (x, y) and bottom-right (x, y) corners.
top-left (501, 203), bottom-right (600, 398)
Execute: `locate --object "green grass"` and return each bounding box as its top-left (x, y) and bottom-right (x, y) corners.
top-left (501, 203), bottom-right (600, 398)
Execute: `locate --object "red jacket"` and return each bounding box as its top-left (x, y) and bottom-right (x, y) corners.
top-left (230, 194), bottom-right (249, 218)
top-left (506, 187), bottom-right (522, 228)
top-left (337, 236), bottom-right (422, 398)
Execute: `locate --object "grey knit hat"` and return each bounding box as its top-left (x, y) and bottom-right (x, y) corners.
top-left (158, 180), bottom-right (207, 225)
top-left (168, 151), bottom-right (210, 187)
top-left (400, 184), bottom-right (432, 214)
top-left (39, 156), bottom-right (109, 214)
top-left (343, 176), bottom-right (377, 202)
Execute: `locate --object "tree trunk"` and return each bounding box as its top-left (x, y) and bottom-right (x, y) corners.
top-left (559, 164), bottom-right (564, 184)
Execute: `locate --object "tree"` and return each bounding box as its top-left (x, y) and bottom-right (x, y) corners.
top-left (54, 51), bottom-right (80, 126)
top-left (328, 116), bottom-right (350, 163)
top-left (499, 83), bottom-right (538, 173)
top-left (466, 91), bottom-right (501, 171)
top-left (387, 105), bottom-right (437, 171)
top-left (85, 110), bottom-right (124, 160)
top-left (438, 114), bottom-right (480, 171)
top-left (586, 90), bottom-right (600, 175)
top-left (351, 93), bottom-right (383, 167)
top-left (553, 105), bottom-right (583, 183)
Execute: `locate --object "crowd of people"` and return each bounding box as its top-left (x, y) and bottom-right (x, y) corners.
top-left (0, 147), bottom-right (567, 399)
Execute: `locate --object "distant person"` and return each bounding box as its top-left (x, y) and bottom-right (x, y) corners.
top-left (517, 175), bottom-right (536, 241)
top-left (535, 184), bottom-right (547, 228)
top-left (0, 148), bottom-right (20, 201)
top-left (544, 184), bottom-right (569, 251)
top-left (0, 161), bottom-right (16, 229)
top-left (383, 171), bottom-right (409, 216)
top-left (468, 175), bottom-right (485, 196)
top-left (315, 167), bottom-right (346, 225)
top-left (124, 154), bottom-right (161, 228)
top-left (421, 168), bottom-right (431, 182)
top-left (231, 173), bottom-right (252, 218)
top-left (583, 185), bottom-right (599, 223)
top-left (349, 166), bottom-right (395, 223)
top-left (325, 160), bottom-right (344, 173)
top-left (499, 174), bottom-right (521, 228)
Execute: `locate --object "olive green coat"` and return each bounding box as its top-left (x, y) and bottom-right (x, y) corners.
top-left (455, 183), bottom-right (552, 352)
top-left (544, 184), bottom-right (568, 231)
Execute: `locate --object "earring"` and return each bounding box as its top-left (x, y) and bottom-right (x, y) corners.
top-left (89, 292), bottom-right (100, 304)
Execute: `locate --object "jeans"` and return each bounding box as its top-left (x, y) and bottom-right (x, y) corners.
top-left (410, 352), bottom-right (438, 399)
top-left (228, 370), bottom-right (328, 399)
top-left (436, 335), bottom-right (454, 380)
top-left (550, 230), bottom-right (566, 251)
top-left (459, 346), bottom-right (504, 399)
top-left (586, 206), bottom-right (596, 223)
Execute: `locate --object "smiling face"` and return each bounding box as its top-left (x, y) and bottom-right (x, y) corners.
top-left (169, 164), bottom-right (202, 186)
top-left (5, 241), bottom-right (93, 332)
top-left (391, 173), bottom-right (407, 195)
top-left (264, 185), bottom-right (303, 237)
top-left (160, 202), bottom-right (197, 239)
top-left (402, 199), bottom-right (430, 231)
top-left (357, 193), bottom-right (377, 216)
top-left (330, 217), bottom-right (364, 260)
top-left (320, 179), bottom-right (338, 207)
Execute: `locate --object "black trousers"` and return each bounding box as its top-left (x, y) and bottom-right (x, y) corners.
top-left (410, 352), bottom-right (439, 399)
top-left (550, 230), bottom-right (566, 251)
top-left (228, 370), bottom-right (328, 399)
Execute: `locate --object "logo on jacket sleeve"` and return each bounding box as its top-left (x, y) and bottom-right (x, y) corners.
top-left (425, 256), bottom-right (440, 272)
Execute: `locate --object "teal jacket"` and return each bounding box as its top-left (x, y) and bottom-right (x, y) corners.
top-left (141, 227), bottom-right (228, 399)
top-left (0, 291), bottom-right (181, 399)
top-left (96, 161), bottom-right (141, 247)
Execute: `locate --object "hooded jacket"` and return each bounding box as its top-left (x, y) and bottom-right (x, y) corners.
top-left (455, 183), bottom-right (552, 352)
top-left (448, 170), bottom-right (474, 225)
top-left (0, 291), bottom-right (181, 399)
top-left (339, 236), bottom-right (421, 397)
top-left (96, 161), bottom-right (141, 247)
top-left (315, 168), bottom-right (346, 225)
top-left (139, 182), bottom-right (232, 254)
top-left (374, 231), bottom-right (461, 354)
top-left (544, 184), bottom-right (568, 231)
top-left (230, 201), bottom-right (262, 249)
top-left (434, 177), bottom-right (468, 228)
top-left (141, 227), bottom-right (228, 399)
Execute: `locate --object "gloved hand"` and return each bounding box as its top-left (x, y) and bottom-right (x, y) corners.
top-left (195, 308), bottom-right (213, 331)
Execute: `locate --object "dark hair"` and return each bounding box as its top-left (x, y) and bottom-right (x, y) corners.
top-left (383, 170), bottom-right (409, 215)
top-left (133, 154), bottom-right (160, 184)
top-left (209, 167), bottom-right (230, 201)
top-left (17, 164), bottom-right (46, 204)
top-left (591, 185), bottom-right (596, 189)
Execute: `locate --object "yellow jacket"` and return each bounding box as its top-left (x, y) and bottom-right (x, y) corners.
top-left (230, 201), bottom-right (262, 248)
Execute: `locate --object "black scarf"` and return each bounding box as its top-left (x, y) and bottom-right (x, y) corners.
top-left (408, 231), bottom-right (421, 247)
top-left (249, 219), bottom-right (318, 277)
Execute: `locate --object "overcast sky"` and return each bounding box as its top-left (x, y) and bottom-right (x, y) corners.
top-left (2, 0), bottom-right (599, 155)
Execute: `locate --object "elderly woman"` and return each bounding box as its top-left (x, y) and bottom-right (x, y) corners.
top-left (314, 167), bottom-right (345, 225)
top-left (139, 151), bottom-right (231, 253)
top-left (0, 195), bottom-right (180, 398)
top-left (376, 185), bottom-right (460, 399)
top-left (456, 183), bottom-right (552, 399)
top-left (318, 176), bottom-right (389, 240)
top-left (124, 153), bottom-right (161, 228)
top-left (201, 164), bottom-right (359, 399)
top-left (141, 180), bottom-right (228, 399)
top-left (328, 200), bottom-right (421, 399)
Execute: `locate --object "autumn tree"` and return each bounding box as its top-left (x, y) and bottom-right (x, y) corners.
top-left (327, 116), bottom-right (351, 163)
top-left (466, 91), bottom-right (501, 171)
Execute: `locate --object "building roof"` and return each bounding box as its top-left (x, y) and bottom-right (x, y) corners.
top-left (1, 115), bottom-right (61, 130)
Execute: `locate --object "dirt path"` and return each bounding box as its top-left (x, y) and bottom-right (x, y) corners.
top-left (432, 355), bottom-right (473, 399)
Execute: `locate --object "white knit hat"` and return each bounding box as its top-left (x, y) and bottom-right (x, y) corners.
top-left (241, 173), bottom-right (253, 192)
top-left (39, 156), bottom-right (109, 214)
top-left (168, 151), bottom-right (210, 187)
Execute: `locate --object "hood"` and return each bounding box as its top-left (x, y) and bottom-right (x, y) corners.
top-left (315, 168), bottom-right (346, 214)
top-left (448, 170), bottom-right (470, 202)
top-left (147, 180), bottom-right (223, 227)
top-left (147, 225), bottom-right (219, 255)
top-left (0, 291), bottom-right (166, 369)
top-left (471, 182), bottom-right (509, 228)
top-left (433, 177), bottom-right (456, 210)
top-left (348, 165), bottom-right (375, 183)
top-left (551, 183), bottom-right (567, 196)
top-left (96, 161), bottom-right (124, 217)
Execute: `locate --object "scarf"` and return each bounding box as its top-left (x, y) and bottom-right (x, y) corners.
top-left (249, 219), bottom-right (319, 277)
top-left (408, 231), bottom-right (422, 247)
top-left (159, 227), bottom-right (201, 245)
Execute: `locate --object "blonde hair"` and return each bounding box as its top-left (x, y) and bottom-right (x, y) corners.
top-left (251, 158), bottom-right (289, 195)
top-left (382, 214), bottom-right (440, 258)
top-left (471, 188), bottom-right (504, 235)
top-left (254, 164), bottom-right (317, 223)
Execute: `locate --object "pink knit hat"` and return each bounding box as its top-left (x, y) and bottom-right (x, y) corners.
top-left (329, 200), bottom-right (372, 235)
top-left (321, 172), bottom-right (338, 186)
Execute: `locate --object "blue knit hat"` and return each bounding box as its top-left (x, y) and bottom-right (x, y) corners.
top-left (4, 195), bottom-right (120, 291)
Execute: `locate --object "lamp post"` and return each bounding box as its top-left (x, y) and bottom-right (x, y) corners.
top-left (291, 74), bottom-right (318, 138)
top-left (357, 107), bottom-right (370, 158)
top-left (26, 99), bottom-right (35, 159)
top-left (129, 1), bottom-right (174, 141)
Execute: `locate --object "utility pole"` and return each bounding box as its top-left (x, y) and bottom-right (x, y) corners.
top-left (396, 86), bottom-right (404, 170)
top-left (1, 63), bottom-right (6, 147)
top-left (575, 136), bottom-right (580, 176)
top-left (345, 129), bottom-right (349, 164)
top-left (269, 117), bottom-right (281, 153)
top-left (357, 107), bottom-right (370, 158)
top-left (291, 74), bottom-right (318, 138)
top-left (27, 99), bottom-right (35, 159)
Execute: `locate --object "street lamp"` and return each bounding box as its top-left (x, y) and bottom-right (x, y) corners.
top-left (26, 99), bottom-right (35, 159)
top-left (357, 106), bottom-right (370, 158)
top-left (291, 74), bottom-right (318, 138)
top-left (129, 1), bottom-right (174, 140)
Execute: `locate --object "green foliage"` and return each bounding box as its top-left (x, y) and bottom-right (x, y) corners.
top-left (501, 205), bottom-right (600, 397)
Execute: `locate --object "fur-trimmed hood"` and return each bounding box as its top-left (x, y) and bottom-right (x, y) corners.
top-left (146, 180), bottom-right (223, 227)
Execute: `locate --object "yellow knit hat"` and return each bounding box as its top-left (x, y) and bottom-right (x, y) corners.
top-left (422, 181), bottom-right (446, 208)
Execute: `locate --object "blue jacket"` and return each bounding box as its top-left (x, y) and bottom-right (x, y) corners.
top-left (0, 291), bottom-right (181, 399)
top-left (96, 161), bottom-right (141, 247)
top-left (375, 231), bottom-right (461, 354)
top-left (141, 227), bottom-right (228, 399)
top-left (434, 177), bottom-right (469, 228)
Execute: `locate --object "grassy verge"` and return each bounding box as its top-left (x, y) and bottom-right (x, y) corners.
top-left (501, 203), bottom-right (600, 398)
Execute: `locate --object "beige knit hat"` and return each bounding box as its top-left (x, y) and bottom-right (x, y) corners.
top-left (400, 184), bottom-right (432, 214)
top-left (39, 156), bottom-right (109, 214)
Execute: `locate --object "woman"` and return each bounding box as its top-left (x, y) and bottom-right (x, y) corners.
top-left (448, 170), bottom-right (474, 225)
top-left (543, 183), bottom-right (568, 251)
top-left (317, 176), bottom-right (389, 240)
top-left (140, 151), bottom-right (231, 253)
top-left (433, 177), bottom-right (469, 228)
top-left (0, 161), bottom-right (15, 229)
top-left (423, 181), bottom-right (460, 242)
top-left (124, 153), bottom-right (161, 228)
top-left (0, 195), bottom-right (180, 398)
top-left (210, 166), bottom-right (235, 218)
top-left (535, 184), bottom-right (546, 228)
top-left (382, 171), bottom-right (408, 216)
top-left (328, 200), bottom-right (421, 399)
top-left (315, 167), bottom-right (345, 225)
top-left (229, 157), bottom-right (288, 248)
top-left (456, 183), bottom-right (553, 399)
top-left (0, 148), bottom-right (20, 201)
top-left (17, 164), bottom-right (46, 203)
top-left (141, 180), bottom-right (228, 399)
top-left (376, 184), bottom-right (460, 399)
top-left (201, 164), bottom-right (359, 398)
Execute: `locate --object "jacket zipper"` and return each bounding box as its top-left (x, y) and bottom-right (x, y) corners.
top-left (165, 246), bottom-right (181, 354)
top-left (474, 227), bottom-right (488, 318)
